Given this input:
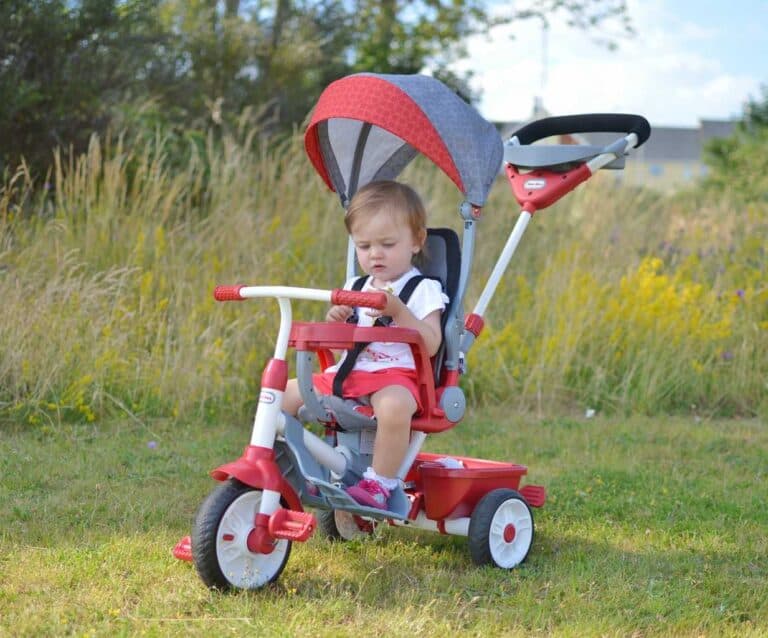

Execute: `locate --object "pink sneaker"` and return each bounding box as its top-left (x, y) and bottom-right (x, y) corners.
top-left (346, 478), bottom-right (390, 510)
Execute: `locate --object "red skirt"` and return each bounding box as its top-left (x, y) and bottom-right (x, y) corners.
top-left (313, 367), bottom-right (423, 414)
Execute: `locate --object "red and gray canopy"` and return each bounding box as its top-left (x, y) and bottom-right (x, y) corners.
top-left (305, 73), bottom-right (503, 207)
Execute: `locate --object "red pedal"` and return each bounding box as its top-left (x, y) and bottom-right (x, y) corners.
top-left (520, 484), bottom-right (547, 508)
top-left (268, 509), bottom-right (317, 542)
top-left (172, 535), bottom-right (193, 562)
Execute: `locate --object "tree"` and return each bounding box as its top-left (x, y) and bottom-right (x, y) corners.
top-left (148, 0), bottom-right (351, 133)
top-left (703, 85), bottom-right (768, 201)
top-left (0, 0), bottom-right (174, 177)
top-left (151, 0), bottom-right (631, 131)
top-left (347, 0), bottom-right (633, 100)
top-left (742, 84), bottom-right (768, 130)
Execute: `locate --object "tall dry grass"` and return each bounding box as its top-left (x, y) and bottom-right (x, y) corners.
top-left (468, 178), bottom-right (767, 416)
top-left (0, 131), bottom-right (345, 426)
top-left (1, 130), bottom-right (765, 427)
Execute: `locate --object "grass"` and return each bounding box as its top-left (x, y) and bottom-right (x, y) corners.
top-left (1, 410), bottom-right (766, 636)
top-left (2, 131), bottom-right (766, 426)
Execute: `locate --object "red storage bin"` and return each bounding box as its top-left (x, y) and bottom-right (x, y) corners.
top-left (414, 453), bottom-right (528, 520)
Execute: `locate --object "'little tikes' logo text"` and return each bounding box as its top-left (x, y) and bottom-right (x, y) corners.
top-left (524, 178), bottom-right (547, 190)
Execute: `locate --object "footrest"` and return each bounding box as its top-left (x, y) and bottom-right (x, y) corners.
top-left (313, 480), bottom-right (409, 520)
top-left (268, 508), bottom-right (317, 542)
top-left (172, 535), bottom-right (193, 562)
top-left (520, 484), bottom-right (547, 508)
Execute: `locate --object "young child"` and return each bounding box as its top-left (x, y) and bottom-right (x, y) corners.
top-left (282, 180), bottom-right (448, 509)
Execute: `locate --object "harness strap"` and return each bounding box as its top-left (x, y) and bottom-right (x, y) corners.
top-left (332, 275), bottom-right (427, 397)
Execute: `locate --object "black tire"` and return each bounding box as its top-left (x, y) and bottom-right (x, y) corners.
top-left (468, 488), bottom-right (534, 568)
top-left (192, 479), bottom-right (291, 590)
top-left (316, 508), bottom-right (375, 541)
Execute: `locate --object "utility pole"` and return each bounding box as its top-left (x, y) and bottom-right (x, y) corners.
top-left (533, 20), bottom-right (549, 119)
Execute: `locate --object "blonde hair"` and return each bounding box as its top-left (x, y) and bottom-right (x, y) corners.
top-left (344, 181), bottom-right (427, 257)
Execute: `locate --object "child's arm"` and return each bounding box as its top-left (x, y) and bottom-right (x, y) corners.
top-left (373, 293), bottom-right (442, 357)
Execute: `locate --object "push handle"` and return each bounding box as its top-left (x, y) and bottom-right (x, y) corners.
top-left (331, 288), bottom-right (387, 309)
top-left (510, 113), bottom-right (651, 148)
top-left (214, 285), bottom-right (246, 301)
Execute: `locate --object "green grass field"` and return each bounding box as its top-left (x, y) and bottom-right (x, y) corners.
top-left (2, 411), bottom-right (766, 637)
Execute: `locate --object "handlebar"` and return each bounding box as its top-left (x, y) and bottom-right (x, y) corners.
top-left (330, 289), bottom-right (387, 309)
top-left (214, 285), bottom-right (246, 301)
top-left (213, 284), bottom-right (387, 309)
top-left (510, 113), bottom-right (651, 148)
top-left (214, 284), bottom-right (388, 362)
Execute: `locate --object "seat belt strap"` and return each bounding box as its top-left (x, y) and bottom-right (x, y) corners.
top-left (332, 275), bottom-right (427, 397)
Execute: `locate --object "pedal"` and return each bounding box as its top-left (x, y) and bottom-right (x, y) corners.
top-left (268, 508), bottom-right (317, 542)
top-left (520, 484), bottom-right (547, 508)
top-left (172, 535), bottom-right (193, 562)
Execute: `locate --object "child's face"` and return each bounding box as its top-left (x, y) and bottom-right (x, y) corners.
top-left (350, 210), bottom-right (423, 285)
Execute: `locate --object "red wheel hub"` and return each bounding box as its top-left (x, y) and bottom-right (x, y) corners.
top-left (503, 523), bottom-right (517, 543)
top-left (246, 527), bottom-right (276, 554)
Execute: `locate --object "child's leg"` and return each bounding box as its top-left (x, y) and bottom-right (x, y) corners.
top-left (369, 384), bottom-right (418, 479)
top-left (282, 378), bottom-right (303, 416)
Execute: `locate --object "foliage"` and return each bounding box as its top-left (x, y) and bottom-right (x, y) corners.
top-left (743, 84), bottom-right (768, 129)
top-left (703, 84), bottom-right (768, 202)
top-left (152, 0), bottom-right (353, 132)
top-left (347, 0), bottom-right (633, 75)
top-left (0, 0), bottom-right (174, 176)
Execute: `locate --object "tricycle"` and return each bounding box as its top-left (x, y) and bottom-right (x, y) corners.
top-left (173, 72), bottom-right (650, 590)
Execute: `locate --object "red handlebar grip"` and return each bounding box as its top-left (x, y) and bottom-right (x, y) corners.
top-left (214, 285), bottom-right (246, 301)
top-left (331, 289), bottom-right (388, 309)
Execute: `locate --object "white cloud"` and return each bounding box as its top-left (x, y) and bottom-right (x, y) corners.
top-left (457, 0), bottom-right (761, 126)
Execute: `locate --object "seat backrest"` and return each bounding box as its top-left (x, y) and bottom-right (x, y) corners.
top-left (347, 227), bottom-right (462, 382)
top-left (421, 228), bottom-right (461, 381)
top-left (316, 228), bottom-right (462, 432)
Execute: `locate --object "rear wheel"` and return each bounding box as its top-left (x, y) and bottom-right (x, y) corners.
top-left (192, 480), bottom-right (291, 590)
top-left (317, 509), bottom-right (375, 541)
top-left (468, 488), bottom-right (533, 568)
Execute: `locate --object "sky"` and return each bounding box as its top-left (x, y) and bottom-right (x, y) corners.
top-left (455, 0), bottom-right (768, 127)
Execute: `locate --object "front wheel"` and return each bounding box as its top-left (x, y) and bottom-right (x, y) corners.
top-left (468, 488), bottom-right (534, 568)
top-left (192, 480), bottom-right (291, 590)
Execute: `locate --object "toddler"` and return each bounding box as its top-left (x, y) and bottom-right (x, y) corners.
top-left (282, 180), bottom-right (447, 509)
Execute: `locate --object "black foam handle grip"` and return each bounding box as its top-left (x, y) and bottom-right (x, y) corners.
top-left (511, 113), bottom-right (651, 148)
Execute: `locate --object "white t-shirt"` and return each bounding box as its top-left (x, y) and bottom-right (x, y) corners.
top-left (325, 267), bottom-right (449, 373)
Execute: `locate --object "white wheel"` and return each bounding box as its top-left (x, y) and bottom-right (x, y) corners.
top-left (317, 508), bottom-right (375, 541)
top-left (468, 489), bottom-right (534, 568)
top-left (193, 480), bottom-right (291, 590)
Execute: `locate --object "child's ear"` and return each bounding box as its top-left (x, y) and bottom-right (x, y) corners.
top-left (415, 229), bottom-right (427, 252)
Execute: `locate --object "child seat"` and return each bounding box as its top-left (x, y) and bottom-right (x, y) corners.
top-left (301, 226), bottom-right (462, 432)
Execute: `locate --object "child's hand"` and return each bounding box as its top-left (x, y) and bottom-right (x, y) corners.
top-left (367, 286), bottom-right (443, 357)
top-left (326, 304), bottom-right (353, 322)
top-left (366, 289), bottom-right (406, 321)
